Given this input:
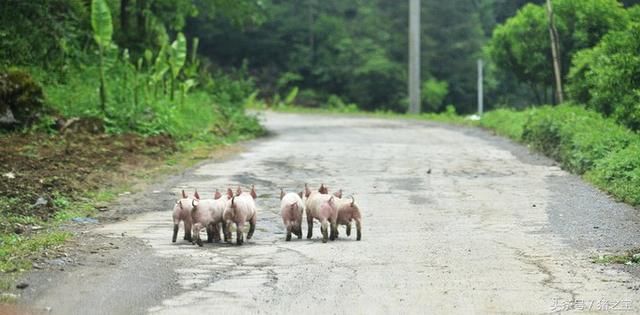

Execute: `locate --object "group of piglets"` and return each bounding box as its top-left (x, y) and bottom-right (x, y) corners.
top-left (171, 183), bottom-right (362, 246)
top-left (172, 186), bottom-right (257, 246)
top-left (282, 183), bottom-right (362, 243)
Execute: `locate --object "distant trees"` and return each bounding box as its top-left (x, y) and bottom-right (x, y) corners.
top-left (186, 0), bottom-right (544, 113)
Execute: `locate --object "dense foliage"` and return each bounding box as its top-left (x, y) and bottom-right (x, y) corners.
top-left (187, 0), bottom-right (548, 113)
top-left (567, 23), bottom-right (640, 130)
top-left (0, 0), bottom-right (262, 139)
top-left (487, 0), bottom-right (629, 105)
top-left (487, 0), bottom-right (640, 133)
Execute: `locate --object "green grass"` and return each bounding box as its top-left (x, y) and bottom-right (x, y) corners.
top-left (479, 108), bottom-right (529, 139)
top-left (593, 249), bottom-right (640, 265)
top-left (0, 231), bottom-right (70, 273)
top-left (29, 61), bottom-right (263, 141)
top-left (0, 192), bottom-right (96, 274)
top-left (256, 103), bottom-right (475, 126)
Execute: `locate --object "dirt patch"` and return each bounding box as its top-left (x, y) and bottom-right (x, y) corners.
top-left (0, 132), bottom-right (176, 226)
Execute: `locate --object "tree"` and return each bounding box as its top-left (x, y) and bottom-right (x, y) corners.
top-left (92, 0), bottom-right (114, 115)
top-left (488, 4), bottom-right (551, 103)
top-left (487, 0), bottom-right (629, 104)
top-left (567, 23), bottom-right (640, 130)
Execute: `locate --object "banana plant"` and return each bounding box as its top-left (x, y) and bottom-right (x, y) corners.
top-left (168, 32), bottom-right (187, 101)
top-left (91, 0), bottom-right (113, 116)
top-left (179, 79), bottom-right (196, 107)
top-left (183, 37), bottom-right (200, 80)
top-left (150, 44), bottom-right (169, 98)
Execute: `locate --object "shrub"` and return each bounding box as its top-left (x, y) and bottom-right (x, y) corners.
top-left (586, 143), bottom-right (640, 205)
top-left (324, 95), bottom-right (359, 113)
top-left (0, 69), bottom-right (46, 128)
top-left (567, 23), bottom-right (640, 131)
top-left (479, 108), bottom-right (528, 140)
top-left (421, 79), bottom-right (449, 112)
top-left (522, 105), bottom-right (634, 174)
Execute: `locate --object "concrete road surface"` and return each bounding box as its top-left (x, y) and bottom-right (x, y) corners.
top-left (20, 112), bottom-right (640, 314)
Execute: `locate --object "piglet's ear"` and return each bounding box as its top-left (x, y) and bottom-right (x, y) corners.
top-left (333, 189), bottom-right (343, 199)
top-left (319, 184), bottom-right (328, 194)
top-left (194, 190), bottom-right (200, 200)
top-left (214, 189), bottom-right (222, 200)
top-left (181, 190), bottom-right (187, 199)
top-left (192, 199), bottom-right (199, 207)
top-left (251, 185), bottom-right (257, 199)
top-left (227, 188), bottom-right (233, 199)
top-left (350, 196), bottom-right (355, 207)
top-left (280, 188), bottom-right (284, 200)
top-left (298, 191), bottom-right (303, 199)
top-left (236, 186), bottom-right (242, 196)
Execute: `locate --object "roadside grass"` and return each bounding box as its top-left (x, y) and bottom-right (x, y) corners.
top-left (593, 249), bottom-right (640, 265)
top-left (477, 108), bottom-right (528, 139)
top-left (255, 103), bottom-right (476, 126)
top-left (0, 232), bottom-right (71, 273)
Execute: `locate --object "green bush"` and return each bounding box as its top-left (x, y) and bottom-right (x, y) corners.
top-left (0, 68), bottom-right (46, 128)
top-left (421, 79), bottom-right (449, 112)
top-left (522, 105), bottom-right (634, 174)
top-left (479, 108), bottom-right (528, 140)
top-left (586, 143), bottom-right (640, 205)
top-left (323, 95), bottom-right (359, 113)
top-left (27, 36), bottom-right (263, 140)
top-left (567, 23), bottom-right (640, 131)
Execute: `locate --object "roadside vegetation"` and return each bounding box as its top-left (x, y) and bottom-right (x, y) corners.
top-left (0, 0), bottom-right (264, 283)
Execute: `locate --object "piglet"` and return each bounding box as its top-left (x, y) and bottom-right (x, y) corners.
top-left (172, 190), bottom-right (197, 243)
top-left (191, 190), bottom-right (230, 246)
top-left (334, 196), bottom-right (363, 241)
top-left (280, 188), bottom-right (304, 241)
top-left (304, 184), bottom-right (338, 243)
top-left (223, 185), bottom-right (258, 245)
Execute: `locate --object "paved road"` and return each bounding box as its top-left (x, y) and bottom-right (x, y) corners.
top-left (21, 112), bottom-right (640, 314)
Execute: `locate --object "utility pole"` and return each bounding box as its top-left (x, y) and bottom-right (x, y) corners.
top-left (408, 0), bottom-right (421, 114)
top-left (477, 59), bottom-right (484, 116)
top-left (546, 0), bottom-right (564, 104)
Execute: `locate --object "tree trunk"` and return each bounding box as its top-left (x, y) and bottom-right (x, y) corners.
top-left (98, 47), bottom-right (108, 116)
top-left (546, 0), bottom-right (564, 104)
